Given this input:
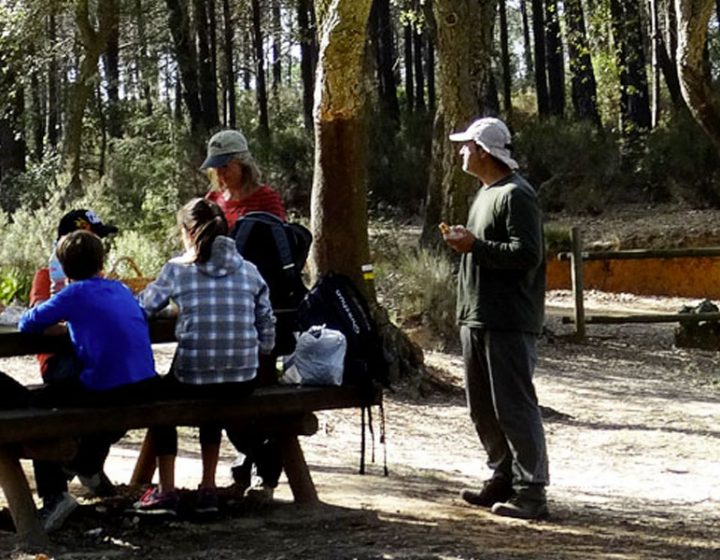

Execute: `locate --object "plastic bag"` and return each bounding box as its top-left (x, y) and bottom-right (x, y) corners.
top-left (284, 325), bottom-right (346, 386)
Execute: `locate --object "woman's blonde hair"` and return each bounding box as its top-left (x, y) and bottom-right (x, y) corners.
top-left (206, 152), bottom-right (262, 192)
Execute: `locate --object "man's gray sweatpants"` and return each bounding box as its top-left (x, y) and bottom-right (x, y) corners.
top-left (460, 326), bottom-right (549, 488)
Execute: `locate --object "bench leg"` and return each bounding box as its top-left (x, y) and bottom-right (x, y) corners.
top-left (0, 446), bottom-right (48, 549)
top-left (278, 435), bottom-right (319, 504)
top-left (130, 430), bottom-right (156, 485)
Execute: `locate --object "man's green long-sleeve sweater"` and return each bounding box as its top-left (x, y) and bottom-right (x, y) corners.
top-left (457, 172), bottom-right (545, 334)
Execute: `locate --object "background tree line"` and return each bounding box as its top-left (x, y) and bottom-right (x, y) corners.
top-left (1, 0), bottom-right (720, 285)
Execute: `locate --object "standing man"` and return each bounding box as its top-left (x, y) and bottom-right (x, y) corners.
top-left (442, 117), bottom-right (549, 520)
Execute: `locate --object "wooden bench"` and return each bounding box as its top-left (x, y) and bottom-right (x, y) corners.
top-left (0, 321), bottom-right (381, 549)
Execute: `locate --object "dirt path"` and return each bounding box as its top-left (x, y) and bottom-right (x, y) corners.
top-left (1, 291), bottom-right (719, 559)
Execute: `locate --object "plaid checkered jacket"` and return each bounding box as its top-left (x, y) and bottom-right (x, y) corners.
top-left (139, 236), bottom-right (275, 384)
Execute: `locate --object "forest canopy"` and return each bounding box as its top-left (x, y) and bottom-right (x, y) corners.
top-left (1, 0), bottom-right (720, 301)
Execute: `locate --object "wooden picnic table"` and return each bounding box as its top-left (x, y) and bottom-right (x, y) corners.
top-left (0, 320), bottom-right (381, 549)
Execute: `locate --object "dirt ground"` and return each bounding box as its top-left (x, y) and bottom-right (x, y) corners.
top-left (1, 206), bottom-right (720, 559)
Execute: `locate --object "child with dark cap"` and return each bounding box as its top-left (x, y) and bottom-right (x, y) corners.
top-left (19, 230), bottom-right (159, 532)
top-left (30, 209), bottom-right (119, 382)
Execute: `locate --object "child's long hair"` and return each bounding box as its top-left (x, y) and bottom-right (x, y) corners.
top-left (178, 198), bottom-right (229, 263)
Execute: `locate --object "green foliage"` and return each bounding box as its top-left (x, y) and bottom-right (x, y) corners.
top-left (544, 224), bottom-right (572, 255)
top-left (367, 109), bottom-right (433, 215)
top-left (513, 117), bottom-right (621, 213)
top-left (637, 111), bottom-right (720, 205)
top-left (0, 267), bottom-right (31, 305)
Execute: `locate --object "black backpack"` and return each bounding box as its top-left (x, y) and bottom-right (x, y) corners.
top-left (297, 271), bottom-right (389, 390)
top-left (230, 211), bottom-right (312, 355)
top-left (298, 271), bottom-right (389, 475)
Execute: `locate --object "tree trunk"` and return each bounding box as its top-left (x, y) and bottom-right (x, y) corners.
top-left (371, 0), bottom-right (400, 123)
top-left (564, 0), bottom-right (601, 125)
top-left (675, 0), bottom-right (720, 152)
top-left (251, 0), bottom-right (270, 138)
top-left (0, 60), bottom-right (26, 213)
top-left (194, 0), bottom-right (220, 132)
top-left (610, 0), bottom-right (651, 157)
top-left (48, 10), bottom-right (60, 150)
top-left (166, 0), bottom-right (205, 135)
top-left (404, 19), bottom-right (415, 111)
top-left (413, 27), bottom-right (426, 111)
top-left (135, 0), bottom-right (155, 116)
top-left (31, 63), bottom-right (45, 161)
top-left (545, 0), bottom-right (565, 117)
top-left (272, 1), bottom-right (282, 92)
top-left (425, 5), bottom-right (437, 114)
top-left (531, 0), bottom-right (550, 116)
top-left (657, 32), bottom-right (685, 108)
top-left (310, 0), bottom-right (373, 290)
top-left (297, 0), bottom-right (317, 131)
top-left (100, 0), bottom-right (122, 139)
top-left (520, 0), bottom-right (534, 81)
top-left (222, 0), bottom-right (236, 127)
top-left (649, 0), bottom-right (660, 127)
top-left (422, 0), bottom-right (497, 247)
top-left (498, 0), bottom-right (512, 115)
top-left (65, 0), bottom-right (115, 198)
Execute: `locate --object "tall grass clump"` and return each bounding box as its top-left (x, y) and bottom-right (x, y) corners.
top-left (375, 247), bottom-right (458, 347)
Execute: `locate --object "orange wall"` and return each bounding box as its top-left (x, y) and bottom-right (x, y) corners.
top-left (546, 257), bottom-right (720, 298)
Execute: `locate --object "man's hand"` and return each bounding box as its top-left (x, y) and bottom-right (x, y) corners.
top-left (442, 225), bottom-right (476, 253)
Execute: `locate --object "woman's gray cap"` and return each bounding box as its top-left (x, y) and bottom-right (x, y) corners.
top-left (200, 129), bottom-right (250, 169)
top-left (449, 117), bottom-right (519, 170)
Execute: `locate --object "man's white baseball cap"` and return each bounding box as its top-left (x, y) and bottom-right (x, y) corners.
top-left (200, 129), bottom-right (250, 169)
top-left (449, 117), bottom-right (519, 170)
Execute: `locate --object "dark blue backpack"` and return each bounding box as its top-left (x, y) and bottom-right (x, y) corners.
top-left (231, 212), bottom-right (312, 355)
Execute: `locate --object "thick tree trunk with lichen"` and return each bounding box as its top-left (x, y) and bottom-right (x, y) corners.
top-left (421, 0), bottom-right (497, 247)
top-left (309, 0), bottom-right (373, 290)
top-left (310, 0), bottom-right (425, 385)
top-left (675, 0), bottom-right (720, 152)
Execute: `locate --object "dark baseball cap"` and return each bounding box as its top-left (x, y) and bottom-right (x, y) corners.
top-left (57, 209), bottom-right (119, 240)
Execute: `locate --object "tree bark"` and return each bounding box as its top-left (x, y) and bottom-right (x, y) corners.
top-left (545, 0), bottom-right (565, 117)
top-left (675, 0), bottom-right (720, 152)
top-left (422, 0), bottom-right (497, 246)
top-left (100, 0), bottom-right (122, 138)
top-left (531, 0), bottom-right (550, 116)
top-left (403, 18), bottom-right (415, 111)
top-left (135, 0), bottom-right (155, 116)
top-left (297, 0), bottom-right (317, 131)
top-left (370, 0), bottom-right (400, 123)
top-left (610, 0), bottom-right (651, 163)
top-left (520, 0), bottom-right (534, 81)
top-left (413, 27), bottom-right (426, 111)
top-left (0, 60), bottom-right (26, 213)
top-left (65, 0), bottom-right (115, 198)
top-left (564, 0), bottom-right (601, 125)
top-left (166, 0), bottom-right (205, 135)
top-left (498, 0), bottom-right (512, 115)
top-left (251, 0), bottom-right (270, 137)
top-left (48, 10), bottom-right (60, 150)
top-left (194, 0), bottom-right (220, 132)
top-left (222, 0), bottom-right (236, 127)
top-left (272, 1), bottom-right (282, 92)
top-left (30, 61), bottom-right (45, 161)
top-left (310, 0), bottom-right (373, 289)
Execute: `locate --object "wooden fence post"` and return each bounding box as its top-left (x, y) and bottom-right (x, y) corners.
top-left (570, 227), bottom-right (585, 340)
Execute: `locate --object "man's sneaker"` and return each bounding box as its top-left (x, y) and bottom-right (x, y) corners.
top-left (195, 487), bottom-right (219, 514)
top-left (245, 483), bottom-right (274, 504)
top-left (491, 494), bottom-right (549, 520)
top-left (78, 470), bottom-right (116, 498)
top-left (460, 477), bottom-right (514, 508)
top-left (133, 487), bottom-right (178, 516)
top-left (39, 492), bottom-right (78, 532)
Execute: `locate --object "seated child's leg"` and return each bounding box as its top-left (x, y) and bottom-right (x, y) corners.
top-left (199, 425), bottom-right (222, 488)
top-left (33, 461), bottom-right (69, 499)
top-left (43, 351), bottom-right (83, 384)
top-left (255, 438), bottom-right (283, 489)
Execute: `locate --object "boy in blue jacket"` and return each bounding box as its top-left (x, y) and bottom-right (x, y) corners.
top-left (19, 230), bottom-right (159, 532)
